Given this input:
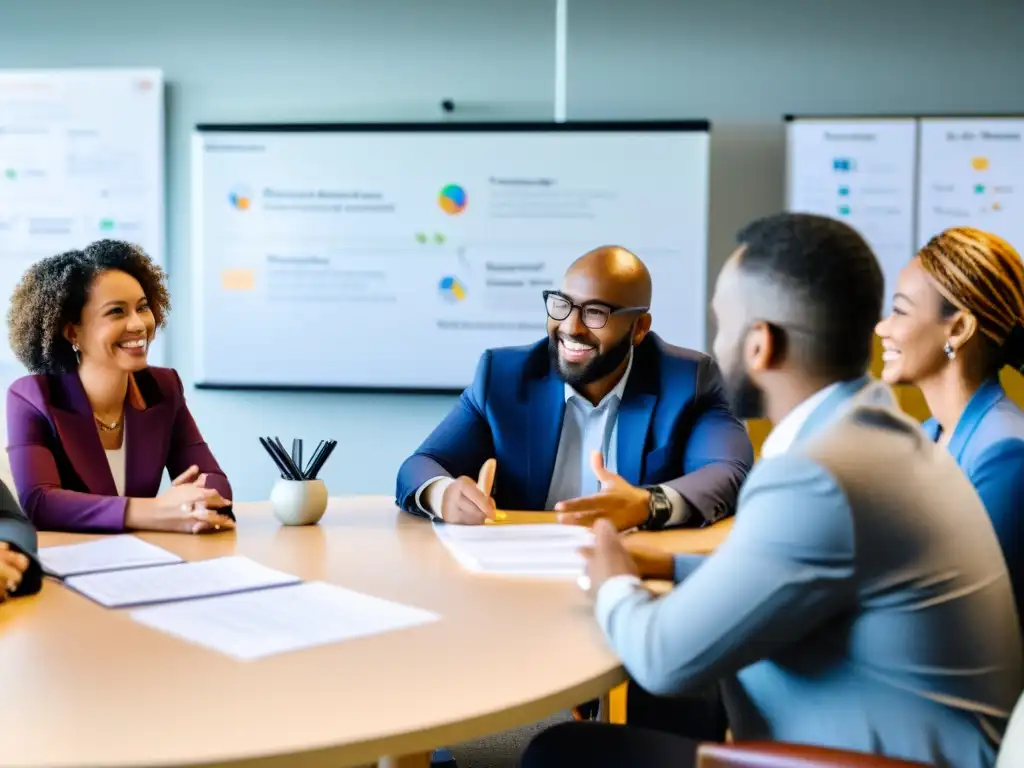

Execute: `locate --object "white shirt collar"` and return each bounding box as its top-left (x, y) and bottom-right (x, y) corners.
top-left (760, 382), bottom-right (840, 458)
top-left (564, 348), bottom-right (634, 407)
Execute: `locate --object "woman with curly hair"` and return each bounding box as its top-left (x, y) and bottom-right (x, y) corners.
top-left (875, 227), bottom-right (1024, 626)
top-left (5, 240), bottom-right (234, 534)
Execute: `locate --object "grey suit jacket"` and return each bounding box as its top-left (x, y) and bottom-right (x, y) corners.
top-left (0, 479), bottom-right (41, 597)
top-left (602, 379), bottom-right (1022, 768)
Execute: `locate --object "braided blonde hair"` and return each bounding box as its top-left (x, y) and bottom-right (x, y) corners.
top-left (917, 228), bottom-right (1024, 371)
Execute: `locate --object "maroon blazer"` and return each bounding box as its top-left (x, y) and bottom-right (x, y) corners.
top-left (6, 366), bottom-right (233, 532)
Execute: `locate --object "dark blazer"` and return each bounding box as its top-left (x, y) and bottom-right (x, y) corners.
top-left (0, 480), bottom-right (41, 597)
top-left (923, 378), bottom-right (1024, 629)
top-left (396, 333), bottom-right (754, 524)
top-left (6, 367), bottom-right (233, 533)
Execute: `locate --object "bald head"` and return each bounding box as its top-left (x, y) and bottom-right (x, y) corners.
top-left (546, 245), bottom-right (653, 397)
top-left (564, 246), bottom-right (652, 309)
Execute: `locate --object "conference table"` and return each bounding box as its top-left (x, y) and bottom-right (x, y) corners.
top-left (0, 496), bottom-right (733, 768)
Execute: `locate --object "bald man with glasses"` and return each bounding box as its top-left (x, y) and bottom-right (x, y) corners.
top-left (396, 247), bottom-right (753, 751)
top-left (395, 245), bottom-right (753, 531)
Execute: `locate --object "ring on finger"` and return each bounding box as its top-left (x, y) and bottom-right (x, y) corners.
top-left (180, 501), bottom-right (194, 513)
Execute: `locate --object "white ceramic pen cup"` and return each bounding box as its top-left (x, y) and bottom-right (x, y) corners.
top-left (270, 478), bottom-right (328, 526)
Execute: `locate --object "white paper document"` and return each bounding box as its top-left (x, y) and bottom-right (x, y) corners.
top-left (40, 535), bottom-right (183, 578)
top-left (64, 555), bottom-right (301, 608)
top-left (433, 523), bottom-right (594, 577)
top-left (130, 581), bottom-right (440, 660)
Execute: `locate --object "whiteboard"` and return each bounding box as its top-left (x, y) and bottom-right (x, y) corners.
top-left (0, 68), bottom-right (165, 373)
top-left (785, 116), bottom-right (917, 299)
top-left (918, 117), bottom-right (1024, 251)
top-left (191, 122), bottom-right (710, 391)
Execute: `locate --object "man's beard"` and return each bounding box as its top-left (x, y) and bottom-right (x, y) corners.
top-left (548, 328), bottom-right (634, 388)
top-left (723, 358), bottom-right (764, 420)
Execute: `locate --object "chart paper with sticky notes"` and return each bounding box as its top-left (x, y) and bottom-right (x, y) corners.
top-left (785, 113), bottom-right (1024, 297)
top-left (784, 116), bottom-right (917, 298)
top-left (433, 522), bottom-right (593, 578)
top-left (0, 68), bottom-right (166, 370)
top-left (917, 117), bottom-right (1024, 253)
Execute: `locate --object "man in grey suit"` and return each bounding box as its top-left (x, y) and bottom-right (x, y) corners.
top-left (522, 213), bottom-right (1023, 768)
top-left (0, 479), bottom-right (40, 600)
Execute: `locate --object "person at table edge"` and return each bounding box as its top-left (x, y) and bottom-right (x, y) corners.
top-left (0, 480), bottom-right (42, 599)
top-left (395, 245), bottom-right (754, 533)
top-left (5, 240), bottom-right (235, 535)
top-left (522, 214), bottom-right (1022, 768)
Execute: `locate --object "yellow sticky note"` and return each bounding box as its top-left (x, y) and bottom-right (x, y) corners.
top-left (971, 156), bottom-right (990, 171)
top-left (221, 269), bottom-right (256, 291)
top-left (485, 510), bottom-right (560, 525)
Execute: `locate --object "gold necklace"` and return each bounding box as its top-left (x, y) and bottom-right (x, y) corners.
top-left (93, 413), bottom-right (122, 432)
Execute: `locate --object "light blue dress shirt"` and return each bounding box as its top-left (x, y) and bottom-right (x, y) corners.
top-left (544, 352), bottom-right (632, 508)
top-left (596, 382), bottom-right (840, 621)
top-left (593, 379), bottom-right (1022, 767)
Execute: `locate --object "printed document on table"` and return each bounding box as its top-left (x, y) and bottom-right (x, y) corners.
top-left (433, 523), bottom-right (594, 577)
top-left (40, 535), bottom-right (182, 578)
top-left (64, 555), bottom-right (301, 608)
top-left (131, 581), bottom-right (440, 660)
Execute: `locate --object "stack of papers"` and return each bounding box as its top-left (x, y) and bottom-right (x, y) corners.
top-left (434, 522), bottom-right (594, 577)
top-left (64, 555), bottom-right (301, 608)
top-left (40, 536), bottom-right (440, 660)
top-left (40, 535), bottom-right (183, 578)
top-left (131, 582), bottom-right (440, 661)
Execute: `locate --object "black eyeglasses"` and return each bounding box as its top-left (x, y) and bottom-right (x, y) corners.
top-left (543, 290), bottom-right (649, 330)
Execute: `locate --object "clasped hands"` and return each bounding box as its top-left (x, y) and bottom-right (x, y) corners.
top-left (126, 465), bottom-right (235, 535)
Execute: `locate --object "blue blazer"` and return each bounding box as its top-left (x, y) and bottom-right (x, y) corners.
top-left (395, 333), bottom-right (754, 524)
top-left (924, 378), bottom-right (1024, 624)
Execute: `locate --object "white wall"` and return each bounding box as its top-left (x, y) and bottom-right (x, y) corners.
top-left (0, 0), bottom-right (1021, 501)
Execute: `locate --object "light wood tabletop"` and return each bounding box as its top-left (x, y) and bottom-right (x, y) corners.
top-left (494, 509), bottom-right (735, 555)
top-left (630, 516), bottom-right (735, 554)
top-left (0, 497), bottom-right (733, 768)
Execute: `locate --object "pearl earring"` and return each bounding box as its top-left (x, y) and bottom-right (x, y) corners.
top-left (944, 341), bottom-right (956, 361)
top-left (71, 343), bottom-right (80, 365)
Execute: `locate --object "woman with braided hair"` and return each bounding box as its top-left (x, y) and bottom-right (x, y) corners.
top-left (876, 227), bottom-right (1024, 626)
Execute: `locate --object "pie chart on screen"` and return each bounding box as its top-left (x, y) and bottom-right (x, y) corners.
top-left (438, 276), bottom-right (467, 303)
top-left (438, 184), bottom-right (467, 215)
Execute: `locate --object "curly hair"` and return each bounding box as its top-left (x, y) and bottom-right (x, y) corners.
top-left (8, 240), bottom-right (170, 374)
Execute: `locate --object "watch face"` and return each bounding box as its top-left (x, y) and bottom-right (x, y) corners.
top-left (650, 488), bottom-right (670, 510)
top-left (646, 487), bottom-right (671, 528)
